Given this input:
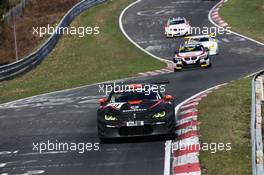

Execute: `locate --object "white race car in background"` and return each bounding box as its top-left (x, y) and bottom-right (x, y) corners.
top-left (165, 17), bottom-right (191, 37)
top-left (185, 35), bottom-right (219, 55)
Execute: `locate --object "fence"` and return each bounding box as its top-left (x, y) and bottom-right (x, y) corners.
top-left (251, 72), bottom-right (264, 175)
top-left (0, 0), bottom-right (106, 81)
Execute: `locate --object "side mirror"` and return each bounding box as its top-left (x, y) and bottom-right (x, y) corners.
top-left (205, 47), bottom-right (210, 52)
top-left (164, 95), bottom-right (173, 101)
top-left (98, 98), bottom-right (107, 105)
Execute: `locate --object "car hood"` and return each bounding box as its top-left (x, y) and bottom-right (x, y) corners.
top-left (178, 51), bottom-right (204, 57)
top-left (168, 24), bottom-right (187, 29)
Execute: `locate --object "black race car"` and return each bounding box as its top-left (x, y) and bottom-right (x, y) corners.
top-left (97, 83), bottom-right (176, 140)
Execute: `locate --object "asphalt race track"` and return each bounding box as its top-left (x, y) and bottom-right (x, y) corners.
top-left (1, 0), bottom-right (264, 174)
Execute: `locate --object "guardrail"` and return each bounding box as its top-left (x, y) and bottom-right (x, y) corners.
top-left (0, 0), bottom-right (105, 81)
top-left (251, 72), bottom-right (264, 175)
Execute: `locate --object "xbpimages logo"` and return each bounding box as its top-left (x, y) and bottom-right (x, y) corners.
top-left (33, 24), bottom-right (100, 37)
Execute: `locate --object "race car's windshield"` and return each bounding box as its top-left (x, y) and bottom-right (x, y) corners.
top-left (193, 38), bottom-right (209, 42)
top-left (170, 20), bottom-right (185, 25)
top-left (110, 91), bottom-right (160, 102)
top-left (179, 45), bottom-right (203, 53)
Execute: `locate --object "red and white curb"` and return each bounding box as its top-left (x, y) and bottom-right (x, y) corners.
top-left (210, 0), bottom-right (228, 28)
top-left (137, 64), bottom-right (174, 76)
top-left (164, 84), bottom-right (227, 175)
top-left (172, 93), bottom-right (209, 175)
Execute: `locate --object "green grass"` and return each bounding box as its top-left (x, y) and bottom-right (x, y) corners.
top-left (220, 0), bottom-right (264, 42)
top-left (0, 0), bottom-right (166, 104)
top-left (199, 78), bottom-right (252, 175)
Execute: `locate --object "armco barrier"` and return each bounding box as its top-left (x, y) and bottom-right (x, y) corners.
top-left (251, 72), bottom-right (264, 175)
top-left (0, 0), bottom-right (105, 81)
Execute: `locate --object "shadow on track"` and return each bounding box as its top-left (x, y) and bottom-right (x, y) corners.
top-left (100, 134), bottom-right (176, 144)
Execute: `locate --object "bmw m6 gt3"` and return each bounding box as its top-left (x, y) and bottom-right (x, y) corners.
top-left (97, 84), bottom-right (176, 140)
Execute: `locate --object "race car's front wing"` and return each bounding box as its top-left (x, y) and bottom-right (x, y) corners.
top-left (97, 111), bottom-right (175, 139)
top-left (174, 57), bottom-right (211, 70)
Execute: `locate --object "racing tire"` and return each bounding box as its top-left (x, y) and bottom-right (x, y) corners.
top-left (166, 34), bottom-right (173, 38)
top-left (184, 31), bottom-right (191, 36)
top-left (97, 124), bottom-right (106, 142)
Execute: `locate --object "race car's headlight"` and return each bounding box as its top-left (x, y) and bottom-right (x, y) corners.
top-left (209, 45), bottom-right (215, 49)
top-left (174, 56), bottom-right (182, 61)
top-left (104, 114), bottom-right (118, 121)
top-left (174, 58), bottom-right (181, 62)
top-left (152, 111), bottom-right (166, 118)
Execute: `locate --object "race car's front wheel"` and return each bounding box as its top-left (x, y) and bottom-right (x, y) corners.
top-left (97, 122), bottom-right (106, 141)
top-left (166, 34), bottom-right (173, 38)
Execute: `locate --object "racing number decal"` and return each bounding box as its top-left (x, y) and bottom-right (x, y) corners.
top-left (107, 103), bottom-right (125, 110)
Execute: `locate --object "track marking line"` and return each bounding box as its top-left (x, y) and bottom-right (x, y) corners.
top-left (176, 121), bottom-right (199, 130)
top-left (180, 102), bottom-right (199, 110)
top-left (179, 112), bottom-right (198, 120)
top-left (180, 105), bottom-right (198, 112)
top-left (221, 38), bottom-right (230, 43)
top-left (177, 131), bottom-right (199, 140)
top-left (176, 117), bottom-right (198, 127)
top-left (179, 108), bottom-right (198, 115)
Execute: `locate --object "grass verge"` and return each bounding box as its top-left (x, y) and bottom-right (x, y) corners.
top-left (219, 0), bottom-right (264, 42)
top-left (0, 0), bottom-right (166, 104)
top-left (199, 78), bottom-right (252, 175)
